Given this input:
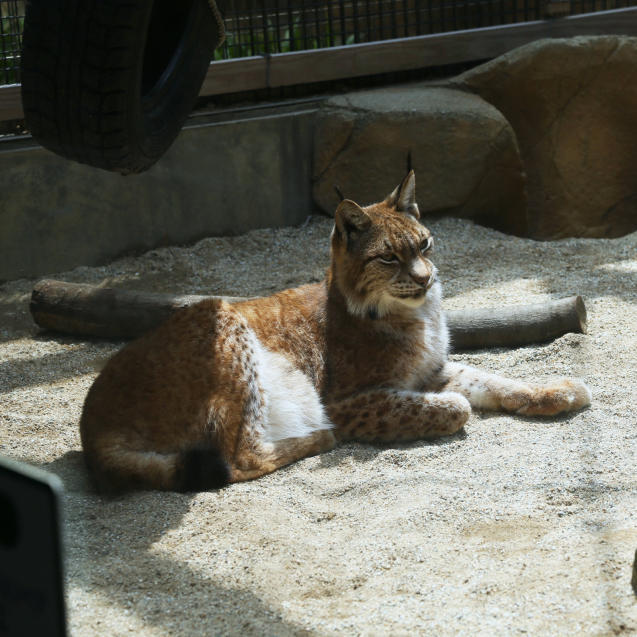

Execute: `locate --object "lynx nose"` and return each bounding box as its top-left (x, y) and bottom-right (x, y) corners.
top-left (410, 264), bottom-right (434, 289)
top-left (411, 272), bottom-right (430, 287)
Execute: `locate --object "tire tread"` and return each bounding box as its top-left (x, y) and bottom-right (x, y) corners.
top-left (21, 0), bottom-right (220, 174)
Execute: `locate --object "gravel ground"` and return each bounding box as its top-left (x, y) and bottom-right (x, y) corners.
top-left (1, 215), bottom-right (636, 635)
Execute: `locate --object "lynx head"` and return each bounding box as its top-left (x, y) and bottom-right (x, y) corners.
top-left (330, 171), bottom-right (438, 319)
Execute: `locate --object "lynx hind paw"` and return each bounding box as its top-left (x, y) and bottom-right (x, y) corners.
top-left (513, 378), bottom-right (591, 417)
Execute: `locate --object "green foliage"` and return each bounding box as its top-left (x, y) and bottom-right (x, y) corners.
top-left (0, 15), bottom-right (23, 85)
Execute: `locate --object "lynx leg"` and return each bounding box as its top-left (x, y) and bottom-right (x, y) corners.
top-left (328, 390), bottom-right (470, 442)
top-left (229, 430), bottom-right (336, 482)
top-left (224, 338), bottom-right (337, 483)
top-left (440, 362), bottom-right (591, 416)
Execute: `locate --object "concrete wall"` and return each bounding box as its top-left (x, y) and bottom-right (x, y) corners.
top-left (0, 103), bottom-right (319, 281)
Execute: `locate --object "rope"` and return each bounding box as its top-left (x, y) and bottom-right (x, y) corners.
top-left (206, 0), bottom-right (226, 48)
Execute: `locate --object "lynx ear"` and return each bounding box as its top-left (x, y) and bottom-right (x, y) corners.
top-left (334, 199), bottom-right (371, 242)
top-left (386, 170), bottom-right (420, 219)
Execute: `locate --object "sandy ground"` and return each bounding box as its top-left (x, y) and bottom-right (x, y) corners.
top-left (1, 215), bottom-right (636, 635)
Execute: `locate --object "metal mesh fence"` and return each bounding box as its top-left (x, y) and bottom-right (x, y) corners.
top-left (0, 0), bottom-right (23, 85)
top-left (0, 0), bottom-right (635, 84)
top-left (215, 0), bottom-right (636, 59)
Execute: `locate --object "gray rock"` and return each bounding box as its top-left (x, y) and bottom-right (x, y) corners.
top-left (312, 86), bottom-right (528, 236)
top-left (454, 35), bottom-right (637, 239)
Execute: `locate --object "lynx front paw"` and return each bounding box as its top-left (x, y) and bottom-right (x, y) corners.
top-left (424, 391), bottom-right (471, 435)
top-left (504, 379), bottom-right (591, 417)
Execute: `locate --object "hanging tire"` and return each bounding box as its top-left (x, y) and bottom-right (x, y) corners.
top-left (20, 0), bottom-right (224, 174)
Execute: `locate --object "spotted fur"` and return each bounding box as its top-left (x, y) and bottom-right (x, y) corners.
top-left (80, 171), bottom-right (591, 492)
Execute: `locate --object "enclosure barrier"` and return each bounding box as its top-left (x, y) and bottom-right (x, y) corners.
top-left (1, 0), bottom-right (636, 121)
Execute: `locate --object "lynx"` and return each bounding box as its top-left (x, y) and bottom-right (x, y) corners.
top-left (80, 171), bottom-right (591, 492)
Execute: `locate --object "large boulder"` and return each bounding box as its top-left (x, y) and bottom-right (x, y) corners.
top-left (313, 86), bottom-right (528, 236)
top-left (453, 35), bottom-right (637, 239)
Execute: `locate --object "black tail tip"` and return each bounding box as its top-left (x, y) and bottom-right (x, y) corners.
top-left (176, 445), bottom-right (230, 492)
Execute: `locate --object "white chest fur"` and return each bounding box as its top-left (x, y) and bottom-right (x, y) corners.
top-left (404, 282), bottom-right (449, 391)
top-left (255, 340), bottom-right (332, 443)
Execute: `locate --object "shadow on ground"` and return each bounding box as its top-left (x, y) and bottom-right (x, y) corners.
top-left (41, 452), bottom-right (312, 636)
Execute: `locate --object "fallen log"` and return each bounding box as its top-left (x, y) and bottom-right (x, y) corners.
top-left (445, 296), bottom-right (587, 349)
top-left (30, 279), bottom-right (587, 349)
top-left (29, 279), bottom-right (248, 341)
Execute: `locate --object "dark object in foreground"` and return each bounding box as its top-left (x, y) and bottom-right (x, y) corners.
top-left (0, 456), bottom-right (66, 637)
top-left (30, 279), bottom-right (587, 350)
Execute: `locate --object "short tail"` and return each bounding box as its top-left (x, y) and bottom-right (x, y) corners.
top-left (85, 443), bottom-right (230, 494)
top-left (175, 444), bottom-right (230, 492)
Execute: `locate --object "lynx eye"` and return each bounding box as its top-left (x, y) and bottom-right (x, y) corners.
top-left (420, 237), bottom-right (433, 254)
top-left (378, 253), bottom-right (399, 265)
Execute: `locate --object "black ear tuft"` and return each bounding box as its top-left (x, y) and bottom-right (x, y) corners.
top-left (334, 199), bottom-right (371, 246)
top-left (176, 444), bottom-right (230, 492)
top-left (385, 170), bottom-right (420, 219)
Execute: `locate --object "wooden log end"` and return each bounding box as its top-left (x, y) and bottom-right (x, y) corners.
top-left (573, 295), bottom-right (588, 334)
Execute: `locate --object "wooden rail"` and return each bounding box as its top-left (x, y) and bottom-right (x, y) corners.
top-left (0, 83), bottom-right (21, 120)
top-left (199, 8), bottom-right (637, 95)
top-left (1, 7), bottom-right (636, 121)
